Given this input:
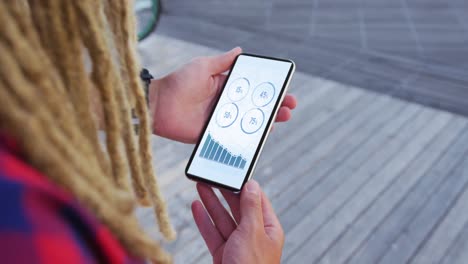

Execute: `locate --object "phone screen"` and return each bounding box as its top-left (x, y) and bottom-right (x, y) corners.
top-left (186, 54), bottom-right (294, 191)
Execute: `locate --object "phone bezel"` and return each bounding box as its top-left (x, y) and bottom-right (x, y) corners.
top-left (185, 53), bottom-right (296, 192)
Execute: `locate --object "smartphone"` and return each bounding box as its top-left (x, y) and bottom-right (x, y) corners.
top-left (185, 53), bottom-right (296, 192)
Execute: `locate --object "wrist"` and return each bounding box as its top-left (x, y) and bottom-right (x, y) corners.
top-left (148, 78), bottom-right (160, 134)
top-left (148, 77), bottom-right (169, 137)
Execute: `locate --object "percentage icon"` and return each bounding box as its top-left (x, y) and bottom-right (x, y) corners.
top-left (217, 103), bottom-right (238, 128)
top-left (253, 83), bottom-right (275, 107)
top-left (249, 117), bottom-right (257, 125)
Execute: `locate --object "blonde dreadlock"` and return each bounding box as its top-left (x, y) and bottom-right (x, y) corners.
top-left (0, 1), bottom-right (175, 262)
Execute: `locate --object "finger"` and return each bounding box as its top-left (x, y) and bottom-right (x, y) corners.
top-left (260, 190), bottom-right (284, 242)
top-left (197, 184), bottom-right (237, 239)
top-left (275, 107), bottom-right (292, 122)
top-left (207, 47), bottom-right (242, 74)
top-left (239, 180), bottom-right (263, 229)
top-left (207, 74), bottom-right (228, 113)
top-left (220, 189), bottom-right (241, 223)
top-left (191, 200), bottom-right (225, 256)
top-left (281, 94), bottom-right (297, 109)
top-left (213, 74), bottom-right (228, 95)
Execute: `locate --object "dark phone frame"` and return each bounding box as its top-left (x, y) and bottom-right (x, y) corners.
top-left (185, 53), bottom-right (295, 192)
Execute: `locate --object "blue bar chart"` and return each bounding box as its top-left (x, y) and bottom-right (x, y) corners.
top-left (200, 133), bottom-right (247, 169)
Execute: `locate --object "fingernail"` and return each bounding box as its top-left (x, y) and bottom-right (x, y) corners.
top-left (245, 180), bottom-right (259, 194)
top-left (229, 47), bottom-right (241, 53)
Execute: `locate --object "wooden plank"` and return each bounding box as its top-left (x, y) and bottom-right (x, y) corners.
top-left (378, 155), bottom-right (468, 264)
top-left (260, 88), bottom-right (366, 176)
top-left (266, 77), bottom-right (341, 141)
top-left (279, 102), bottom-right (423, 259)
top-left (278, 102), bottom-right (423, 259)
top-left (317, 117), bottom-right (467, 264)
top-left (287, 111), bottom-right (452, 263)
top-left (268, 94), bottom-right (397, 214)
top-left (410, 157), bottom-right (468, 263)
top-left (255, 87), bottom-right (364, 172)
top-left (336, 56), bottom-right (418, 84)
top-left (281, 71), bottom-right (315, 95)
top-left (284, 109), bottom-right (450, 263)
top-left (324, 66), bottom-right (403, 95)
top-left (139, 35), bottom-right (211, 77)
top-left (441, 221), bottom-right (468, 264)
top-left (275, 101), bottom-right (417, 233)
top-left (348, 124), bottom-right (468, 264)
top-left (151, 135), bottom-right (193, 168)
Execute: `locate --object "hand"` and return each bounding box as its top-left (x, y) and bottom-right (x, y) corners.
top-left (149, 47), bottom-right (297, 143)
top-left (191, 181), bottom-right (284, 264)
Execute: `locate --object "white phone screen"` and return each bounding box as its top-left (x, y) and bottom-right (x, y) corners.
top-left (187, 54), bottom-right (293, 190)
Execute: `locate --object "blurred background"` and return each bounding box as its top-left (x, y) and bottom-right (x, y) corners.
top-left (135, 1), bottom-right (468, 263)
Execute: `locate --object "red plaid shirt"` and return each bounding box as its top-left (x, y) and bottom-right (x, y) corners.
top-left (0, 136), bottom-right (144, 264)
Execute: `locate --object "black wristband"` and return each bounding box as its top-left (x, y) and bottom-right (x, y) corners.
top-left (140, 68), bottom-right (154, 107)
top-left (133, 68), bottom-right (154, 134)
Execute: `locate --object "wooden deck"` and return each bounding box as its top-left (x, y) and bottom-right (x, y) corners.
top-left (136, 35), bottom-right (468, 264)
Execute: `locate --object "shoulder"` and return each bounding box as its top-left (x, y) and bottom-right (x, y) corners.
top-left (0, 138), bottom-right (143, 264)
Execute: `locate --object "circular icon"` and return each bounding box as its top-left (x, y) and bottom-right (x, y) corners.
top-left (241, 108), bottom-right (265, 134)
top-left (227, 78), bottom-right (250, 102)
top-left (216, 103), bottom-right (238, 128)
top-left (252, 82), bottom-right (275, 107)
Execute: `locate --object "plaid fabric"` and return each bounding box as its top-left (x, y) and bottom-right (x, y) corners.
top-left (0, 136), bottom-right (144, 264)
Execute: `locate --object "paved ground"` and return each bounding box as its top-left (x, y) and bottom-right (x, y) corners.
top-left (154, 0), bottom-right (468, 117)
top-left (136, 34), bottom-right (468, 264)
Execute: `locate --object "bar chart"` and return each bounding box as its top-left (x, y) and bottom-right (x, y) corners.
top-left (199, 133), bottom-right (247, 170)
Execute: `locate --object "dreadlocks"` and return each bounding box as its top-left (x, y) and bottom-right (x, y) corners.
top-left (0, 1), bottom-right (175, 262)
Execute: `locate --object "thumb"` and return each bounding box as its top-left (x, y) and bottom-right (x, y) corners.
top-left (207, 47), bottom-right (242, 74)
top-left (239, 180), bottom-right (264, 229)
